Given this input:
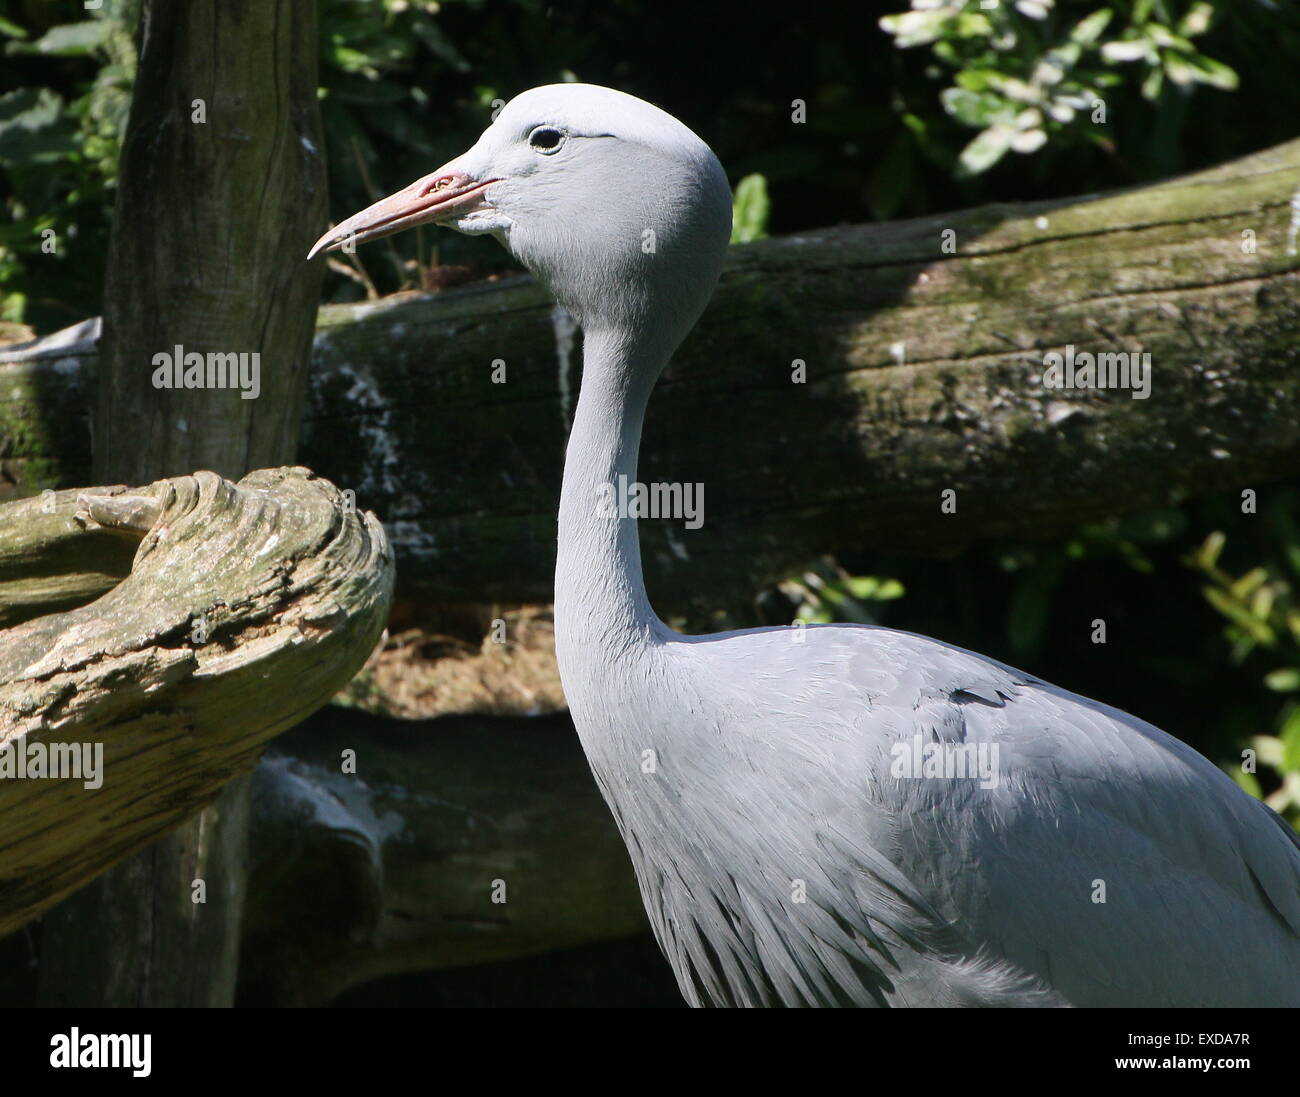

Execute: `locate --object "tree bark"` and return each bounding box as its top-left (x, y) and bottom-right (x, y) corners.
top-left (36, 0), bottom-right (327, 1007)
top-left (93, 1), bottom-right (326, 484)
top-left (0, 468), bottom-right (393, 946)
top-left (4, 141), bottom-right (1299, 621)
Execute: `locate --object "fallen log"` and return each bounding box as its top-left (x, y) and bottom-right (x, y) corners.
top-left (238, 707), bottom-right (646, 1007)
top-left (0, 467), bottom-right (393, 936)
top-left (3, 140), bottom-right (1299, 616)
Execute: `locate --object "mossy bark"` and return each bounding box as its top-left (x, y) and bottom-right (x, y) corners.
top-left (4, 142), bottom-right (1299, 621)
top-left (301, 138), bottom-right (1300, 616)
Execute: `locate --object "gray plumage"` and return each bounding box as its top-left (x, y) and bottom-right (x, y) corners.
top-left (310, 83), bottom-right (1300, 1006)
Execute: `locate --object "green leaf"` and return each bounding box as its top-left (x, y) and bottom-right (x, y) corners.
top-left (956, 124), bottom-right (1014, 177)
top-left (1178, 2), bottom-right (1214, 38)
top-left (28, 20), bottom-right (113, 57)
top-left (1146, 25), bottom-right (1197, 53)
top-left (1006, 554), bottom-right (1066, 654)
top-left (1265, 669), bottom-right (1300, 693)
top-left (1, 292), bottom-right (27, 324)
top-left (1204, 587), bottom-right (1275, 645)
top-left (901, 112), bottom-right (957, 173)
top-left (941, 87), bottom-right (1013, 128)
top-left (1281, 708), bottom-right (1300, 774)
top-left (0, 88), bottom-right (77, 163)
top-left (0, 87), bottom-right (63, 136)
top-left (328, 45), bottom-right (378, 76)
top-left (879, 11), bottom-right (960, 49)
top-left (954, 69), bottom-right (1002, 93)
top-left (1141, 65), bottom-right (1164, 100)
top-left (1179, 51), bottom-right (1239, 90)
top-left (1162, 52), bottom-right (1197, 86)
top-left (845, 576), bottom-right (905, 601)
top-left (952, 13), bottom-right (995, 39)
top-left (730, 173), bottom-right (770, 244)
top-left (1010, 127), bottom-right (1046, 153)
top-left (1102, 39), bottom-right (1156, 64)
top-left (1229, 568), bottom-right (1269, 601)
top-left (1070, 10), bottom-right (1113, 45)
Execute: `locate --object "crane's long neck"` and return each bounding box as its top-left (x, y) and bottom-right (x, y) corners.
top-left (555, 324), bottom-right (666, 660)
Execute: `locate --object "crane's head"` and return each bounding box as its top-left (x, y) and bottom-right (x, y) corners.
top-left (309, 84), bottom-right (733, 343)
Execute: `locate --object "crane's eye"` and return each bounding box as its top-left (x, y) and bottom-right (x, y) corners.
top-left (528, 126), bottom-right (564, 154)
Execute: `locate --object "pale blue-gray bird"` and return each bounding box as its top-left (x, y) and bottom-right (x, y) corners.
top-left (310, 84), bottom-right (1300, 1007)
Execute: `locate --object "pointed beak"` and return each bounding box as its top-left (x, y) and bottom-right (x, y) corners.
top-left (307, 167), bottom-right (499, 260)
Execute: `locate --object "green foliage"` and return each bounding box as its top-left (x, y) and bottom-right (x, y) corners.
top-left (4, 0), bottom-right (1298, 311)
top-left (729, 173), bottom-right (770, 244)
top-left (781, 558), bottom-right (905, 626)
top-left (881, 0), bottom-right (1239, 178)
top-left (996, 507), bottom-right (1187, 655)
top-left (315, 0), bottom-right (543, 295)
top-left (1187, 500), bottom-right (1300, 824)
top-left (0, 0), bottom-right (134, 329)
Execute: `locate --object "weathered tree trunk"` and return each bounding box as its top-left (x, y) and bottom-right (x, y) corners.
top-left (93, 3), bottom-right (326, 484)
top-left (0, 468), bottom-right (393, 942)
top-left (4, 141), bottom-right (1298, 620)
top-left (37, 0), bottom-right (327, 1007)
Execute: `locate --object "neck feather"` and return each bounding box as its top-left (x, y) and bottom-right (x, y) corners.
top-left (554, 324), bottom-right (667, 658)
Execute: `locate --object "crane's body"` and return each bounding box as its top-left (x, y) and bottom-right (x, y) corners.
top-left (311, 83), bottom-right (1300, 1007)
top-left (562, 618), bottom-right (1300, 1005)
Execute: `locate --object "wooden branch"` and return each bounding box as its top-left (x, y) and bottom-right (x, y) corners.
top-left (0, 484), bottom-right (137, 629)
top-left (0, 467), bottom-right (393, 936)
top-left (4, 141), bottom-right (1300, 616)
top-left (239, 708), bottom-right (646, 1007)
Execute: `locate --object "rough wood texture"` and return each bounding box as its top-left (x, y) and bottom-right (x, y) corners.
top-left (35, 0), bottom-right (332, 1009)
top-left (4, 141), bottom-right (1299, 618)
top-left (239, 708), bottom-right (646, 1007)
top-left (0, 484), bottom-right (138, 629)
top-left (0, 468), bottom-right (394, 941)
top-left (93, 0), bottom-right (327, 485)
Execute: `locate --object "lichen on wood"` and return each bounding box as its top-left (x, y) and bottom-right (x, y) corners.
top-left (0, 467), bottom-right (393, 936)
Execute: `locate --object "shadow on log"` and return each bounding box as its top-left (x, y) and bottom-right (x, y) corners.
top-left (239, 706), bottom-right (646, 1008)
top-left (0, 467), bottom-right (393, 937)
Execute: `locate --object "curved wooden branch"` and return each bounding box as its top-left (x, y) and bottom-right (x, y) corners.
top-left (0, 467), bottom-right (394, 936)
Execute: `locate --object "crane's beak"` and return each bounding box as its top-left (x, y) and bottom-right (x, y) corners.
top-left (307, 168), bottom-right (498, 260)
